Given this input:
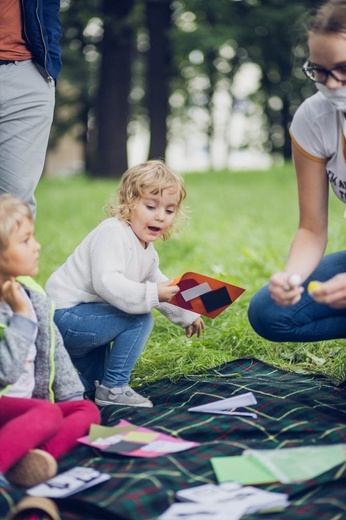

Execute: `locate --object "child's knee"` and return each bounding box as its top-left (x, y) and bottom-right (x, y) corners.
top-left (144, 312), bottom-right (154, 332)
top-left (73, 399), bottom-right (101, 425)
top-left (83, 400), bottom-right (101, 425)
top-left (40, 401), bottom-right (64, 429)
top-left (133, 312), bottom-right (154, 336)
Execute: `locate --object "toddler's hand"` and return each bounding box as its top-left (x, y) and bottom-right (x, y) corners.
top-left (185, 317), bottom-right (205, 338)
top-left (2, 279), bottom-right (31, 317)
top-left (158, 280), bottom-right (180, 302)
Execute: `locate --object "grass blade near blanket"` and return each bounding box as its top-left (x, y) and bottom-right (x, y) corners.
top-left (2, 358), bottom-right (346, 520)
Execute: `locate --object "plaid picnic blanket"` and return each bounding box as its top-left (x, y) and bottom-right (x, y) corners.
top-left (1, 357), bottom-right (346, 520)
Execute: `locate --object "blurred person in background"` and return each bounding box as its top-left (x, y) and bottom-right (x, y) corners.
top-left (0, 0), bottom-right (61, 218)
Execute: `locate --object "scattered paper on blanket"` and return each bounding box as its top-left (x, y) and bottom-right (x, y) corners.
top-left (188, 391), bottom-right (257, 418)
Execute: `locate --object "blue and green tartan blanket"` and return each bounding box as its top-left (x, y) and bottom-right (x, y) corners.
top-left (1, 358), bottom-right (346, 519)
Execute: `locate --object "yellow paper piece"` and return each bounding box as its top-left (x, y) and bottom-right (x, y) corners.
top-left (124, 431), bottom-right (158, 443)
top-left (88, 423), bottom-right (137, 442)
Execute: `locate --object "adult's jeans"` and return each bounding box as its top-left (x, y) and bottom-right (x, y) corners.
top-left (54, 303), bottom-right (154, 390)
top-left (248, 251), bottom-right (346, 342)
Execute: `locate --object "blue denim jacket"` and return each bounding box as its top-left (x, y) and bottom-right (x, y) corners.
top-left (21, 0), bottom-right (62, 82)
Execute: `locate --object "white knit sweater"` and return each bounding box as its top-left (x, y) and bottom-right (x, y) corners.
top-left (45, 218), bottom-right (199, 328)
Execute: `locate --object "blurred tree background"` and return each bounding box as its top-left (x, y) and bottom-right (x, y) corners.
top-left (50, 0), bottom-right (321, 178)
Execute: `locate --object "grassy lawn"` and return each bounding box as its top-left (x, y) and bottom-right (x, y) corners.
top-left (34, 163), bottom-right (346, 386)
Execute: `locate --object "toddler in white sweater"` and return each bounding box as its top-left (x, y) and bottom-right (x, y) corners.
top-left (46, 160), bottom-right (204, 408)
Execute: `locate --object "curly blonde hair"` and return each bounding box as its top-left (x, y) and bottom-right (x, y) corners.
top-left (0, 194), bottom-right (33, 252)
top-left (105, 160), bottom-right (188, 240)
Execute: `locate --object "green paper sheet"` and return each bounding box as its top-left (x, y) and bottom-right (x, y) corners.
top-left (211, 444), bottom-right (346, 486)
top-left (244, 444), bottom-right (346, 483)
top-left (211, 455), bottom-right (276, 485)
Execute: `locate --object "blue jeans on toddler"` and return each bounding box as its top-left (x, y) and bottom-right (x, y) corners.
top-left (248, 251), bottom-right (346, 342)
top-left (54, 303), bottom-right (154, 390)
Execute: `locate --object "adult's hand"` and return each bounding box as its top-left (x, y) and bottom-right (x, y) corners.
top-left (309, 273), bottom-right (346, 308)
top-left (269, 272), bottom-right (303, 307)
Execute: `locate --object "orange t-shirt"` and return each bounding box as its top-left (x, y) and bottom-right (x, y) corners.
top-left (0, 0), bottom-right (32, 60)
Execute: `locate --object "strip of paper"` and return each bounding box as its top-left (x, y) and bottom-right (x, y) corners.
top-left (181, 282), bottom-right (212, 302)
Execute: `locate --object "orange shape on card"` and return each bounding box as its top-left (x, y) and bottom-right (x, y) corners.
top-left (169, 272), bottom-right (245, 319)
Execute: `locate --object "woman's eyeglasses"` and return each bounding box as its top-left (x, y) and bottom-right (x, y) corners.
top-left (302, 60), bottom-right (346, 85)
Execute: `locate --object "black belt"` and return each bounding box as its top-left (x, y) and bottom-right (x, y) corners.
top-left (0, 60), bottom-right (15, 65)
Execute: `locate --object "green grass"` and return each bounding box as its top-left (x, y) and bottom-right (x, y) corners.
top-left (34, 164), bottom-right (346, 386)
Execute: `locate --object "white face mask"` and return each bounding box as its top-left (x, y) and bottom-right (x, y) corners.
top-left (316, 83), bottom-right (346, 111)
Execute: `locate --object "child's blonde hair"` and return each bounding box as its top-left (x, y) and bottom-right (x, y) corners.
top-left (0, 194), bottom-right (33, 252)
top-left (105, 160), bottom-right (187, 240)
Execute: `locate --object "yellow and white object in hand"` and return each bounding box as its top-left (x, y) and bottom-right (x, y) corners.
top-left (284, 274), bottom-right (302, 291)
top-left (289, 274), bottom-right (301, 288)
top-left (307, 281), bottom-right (322, 295)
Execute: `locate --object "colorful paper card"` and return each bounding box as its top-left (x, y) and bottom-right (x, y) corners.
top-left (78, 419), bottom-right (200, 458)
top-left (168, 272), bottom-right (245, 318)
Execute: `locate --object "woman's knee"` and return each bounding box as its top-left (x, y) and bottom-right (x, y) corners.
top-left (248, 285), bottom-right (286, 341)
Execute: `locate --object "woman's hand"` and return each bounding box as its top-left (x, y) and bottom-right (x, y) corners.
top-left (269, 272), bottom-right (304, 306)
top-left (309, 273), bottom-right (346, 308)
top-left (185, 317), bottom-right (205, 338)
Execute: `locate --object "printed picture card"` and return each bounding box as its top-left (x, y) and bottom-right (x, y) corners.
top-left (27, 467), bottom-right (110, 498)
top-left (78, 419), bottom-right (200, 458)
top-left (159, 483), bottom-right (288, 519)
top-left (157, 501), bottom-right (248, 520)
top-left (175, 483), bottom-right (288, 514)
top-left (168, 272), bottom-right (245, 318)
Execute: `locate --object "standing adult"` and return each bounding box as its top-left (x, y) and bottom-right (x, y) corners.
top-left (248, 0), bottom-right (346, 342)
top-left (0, 0), bottom-right (61, 218)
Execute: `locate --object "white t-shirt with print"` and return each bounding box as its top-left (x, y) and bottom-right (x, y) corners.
top-left (290, 91), bottom-right (346, 203)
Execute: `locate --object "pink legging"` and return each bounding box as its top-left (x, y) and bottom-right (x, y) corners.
top-left (0, 396), bottom-right (100, 473)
